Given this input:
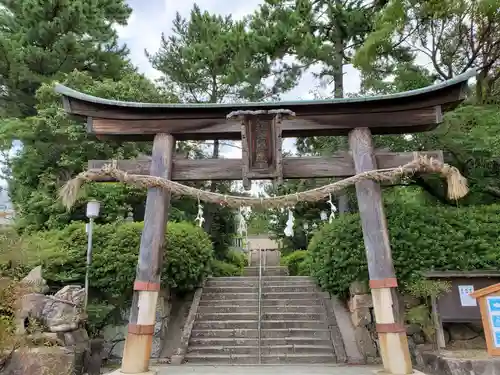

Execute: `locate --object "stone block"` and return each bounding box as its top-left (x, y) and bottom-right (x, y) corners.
top-left (350, 281), bottom-right (369, 296)
top-left (354, 326), bottom-right (378, 358)
top-left (351, 307), bottom-right (371, 327)
top-left (350, 294), bottom-right (373, 311)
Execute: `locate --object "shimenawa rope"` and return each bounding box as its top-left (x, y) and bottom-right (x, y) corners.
top-left (59, 155), bottom-right (468, 210)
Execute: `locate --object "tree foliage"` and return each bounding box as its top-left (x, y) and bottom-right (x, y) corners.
top-left (354, 0), bottom-right (500, 102)
top-left (0, 0), bottom-right (133, 117)
top-left (2, 70), bottom-right (171, 232)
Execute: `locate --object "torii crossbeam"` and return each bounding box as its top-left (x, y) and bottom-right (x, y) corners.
top-left (55, 70), bottom-right (475, 375)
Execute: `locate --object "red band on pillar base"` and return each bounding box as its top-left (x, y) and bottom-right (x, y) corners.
top-left (128, 324), bottom-right (155, 335)
top-left (133, 280), bottom-right (161, 291)
top-left (369, 278), bottom-right (398, 289)
top-left (376, 323), bottom-right (406, 334)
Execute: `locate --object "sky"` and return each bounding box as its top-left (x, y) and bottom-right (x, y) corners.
top-left (118, 0), bottom-right (363, 163)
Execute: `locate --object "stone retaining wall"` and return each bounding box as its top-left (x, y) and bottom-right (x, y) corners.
top-left (347, 282), bottom-right (486, 365)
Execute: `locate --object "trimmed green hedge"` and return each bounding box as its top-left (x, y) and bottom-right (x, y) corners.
top-left (210, 249), bottom-right (248, 277)
top-left (211, 259), bottom-right (242, 277)
top-left (308, 203), bottom-right (500, 299)
top-left (20, 221), bottom-right (213, 306)
top-left (282, 250), bottom-right (309, 276)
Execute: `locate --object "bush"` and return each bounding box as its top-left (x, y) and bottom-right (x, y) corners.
top-left (308, 202), bottom-right (500, 299)
top-left (224, 249), bottom-right (248, 269)
top-left (19, 221), bottom-right (213, 306)
top-left (282, 250), bottom-right (309, 276)
top-left (210, 259), bottom-right (242, 277)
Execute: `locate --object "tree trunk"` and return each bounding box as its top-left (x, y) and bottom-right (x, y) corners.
top-left (332, 10), bottom-right (350, 214)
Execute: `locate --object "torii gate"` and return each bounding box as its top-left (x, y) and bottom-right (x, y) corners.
top-left (55, 70), bottom-right (474, 375)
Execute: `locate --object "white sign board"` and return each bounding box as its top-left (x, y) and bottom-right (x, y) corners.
top-left (487, 296), bottom-right (500, 348)
top-left (458, 285), bottom-right (477, 307)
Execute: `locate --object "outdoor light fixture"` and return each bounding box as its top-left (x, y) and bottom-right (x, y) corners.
top-left (84, 200), bottom-right (100, 310)
top-left (86, 200), bottom-right (100, 219)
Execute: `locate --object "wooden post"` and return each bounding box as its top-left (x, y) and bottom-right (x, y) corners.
top-left (431, 296), bottom-right (446, 349)
top-left (348, 127), bottom-right (413, 375)
top-left (120, 133), bottom-right (175, 374)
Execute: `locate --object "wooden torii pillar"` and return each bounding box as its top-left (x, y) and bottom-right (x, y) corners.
top-left (55, 70), bottom-right (474, 375)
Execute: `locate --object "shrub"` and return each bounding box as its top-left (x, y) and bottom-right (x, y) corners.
top-left (308, 202), bottom-right (500, 299)
top-left (210, 259), bottom-right (242, 277)
top-left (224, 249), bottom-right (248, 269)
top-left (282, 250), bottom-right (309, 276)
top-left (19, 221), bottom-right (213, 306)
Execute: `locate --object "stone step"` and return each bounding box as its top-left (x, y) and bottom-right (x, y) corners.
top-left (205, 280), bottom-right (316, 287)
top-left (261, 320), bottom-right (326, 330)
top-left (262, 281), bottom-right (317, 287)
top-left (244, 267), bottom-right (288, 276)
top-left (183, 353), bottom-right (257, 364)
top-left (262, 292), bottom-right (321, 300)
top-left (205, 280), bottom-right (259, 287)
top-left (193, 320), bottom-right (258, 330)
top-left (261, 299), bottom-right (323, 307)
top-left (187, 345), bottom-right (258, 355)
top-left (261, 353), bottom-right (337, 364)
top-left (190, 329), bottom-right (258, 338)
top-left (196, 312), bottom-right (258, 321)
top-left (184, 353), bottom-right (337, 364)
top-left (261, 305), bottom-right (324, 313)
top-left (203, 286), bottom-right (258, 293)
top-left (261, 328), bottom-right (331, 339)
top-left (189, 337), bottom-right (258, 346)
top-left (201, 293), bottom-right (257, 300)
top-left (198, 305), bottom-right (259, 314)
top-left (206, 277), bottom-right (259, 282)
top-left (198, 298), bottom-right (258, 307)
top-left (189, 337), bottom-right (332, 347)
top-left (261, 344), bottom-right (334, 355)
top-left (262, 276), bottom-right (313, 281)
top-left (261, 286), bottom-right (319, 293)
top-left (262, 312), bottom-right (324, 320)
top-left (186, 344), bottom-right (333, 356)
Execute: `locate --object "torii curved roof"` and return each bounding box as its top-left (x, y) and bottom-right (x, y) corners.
top-left (55, 70), bottom-right (475, 141)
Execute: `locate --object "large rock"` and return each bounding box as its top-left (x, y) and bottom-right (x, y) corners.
top-left (3, 347), bottom-right (78, 375)
top-left (448, 324), bottom-right (479, 341)
top-left (16, 286), bottom-right (86, 334)
top-left (20, 266), bottom-right (49, 294)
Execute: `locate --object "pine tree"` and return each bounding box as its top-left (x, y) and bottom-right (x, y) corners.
top-left (0, 0), bottom-right (133, 117)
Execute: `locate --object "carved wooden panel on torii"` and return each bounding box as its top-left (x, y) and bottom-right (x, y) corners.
top-left (55, 70), bottom-right (474, 375)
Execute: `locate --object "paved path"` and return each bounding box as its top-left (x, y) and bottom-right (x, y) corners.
top-left (155, 365), bottom-right (382, 375)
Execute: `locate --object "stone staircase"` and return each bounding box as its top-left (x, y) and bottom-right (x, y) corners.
top-left (185, 266), bottom-right (337, 364)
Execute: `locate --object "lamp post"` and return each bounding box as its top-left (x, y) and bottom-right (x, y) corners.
top-left (85, 200), bottom-right (100, 310)
top-left (303, 222), bottom-right (309, 245)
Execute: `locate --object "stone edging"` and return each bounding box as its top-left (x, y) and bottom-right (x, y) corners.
top-left (169, 285), bottom-right (204, 365)
top-left (319, 291), bottom-right (348, 363)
